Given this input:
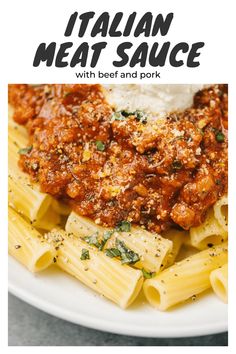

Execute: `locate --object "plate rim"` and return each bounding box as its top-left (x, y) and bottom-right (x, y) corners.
top-left (8, 279), bottom-right (228, 338)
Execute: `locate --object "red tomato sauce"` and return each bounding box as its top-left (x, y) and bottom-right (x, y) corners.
top-left (8, 84), bottom-right (228, 233)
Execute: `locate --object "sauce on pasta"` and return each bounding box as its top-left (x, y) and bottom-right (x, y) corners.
top-left (8, 84), bottom-right (228, 233)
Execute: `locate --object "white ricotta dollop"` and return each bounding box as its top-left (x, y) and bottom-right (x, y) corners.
top-left (104, 84), bottom-right (206, 117)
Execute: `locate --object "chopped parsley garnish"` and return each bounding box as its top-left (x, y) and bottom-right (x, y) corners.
top-left (98, 230), bottom-right (113, 251)
top-left (105, 238), bottom-right (140, 265)
top-left (103, 230), bottom-right (113, 239)
top-left (18, 146), bottom-right (33, 155)
top-left (95, 140), bottom-right (106, 151)
top-left (134, 110), bottom-right (148, 124)
top-left (111, 110), bottom-right (147, 124)
top-left (142, 268), bottom-right (156, 279)
top-left (172, 160), bottom-right (182, 170)
top-left (84, 232), bottom-right (100, 248)
top-left (111, 112), bottom-right (126, 121)
top-left (80, 248), bottom-right (90, 260)
top-left (120, 250), bottom-right (140, 265)
top-left (105, 248), bottom-right (121, 258)
top-left (215, 131), bottom-right (225, 142)
top-left (120, 110), bottom-right (134, 117)
top-left (84, 230), bottom-right (113, 251)
top-left (117, 239), bottom-right (140, 264)
top-left (115, 220), bottom-right (131, 232)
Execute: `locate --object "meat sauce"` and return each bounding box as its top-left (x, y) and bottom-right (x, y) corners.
top-left (8, 84), bottom-right (228, 233)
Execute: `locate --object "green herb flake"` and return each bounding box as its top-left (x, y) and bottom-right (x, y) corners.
top-left (103, 230), bottom-right (113, 240)
top-left (215, 131), bottom-right (225, 142)
top-left (116, 239), bottom-right (140, 265)
top-left (142, 268), bottom-right (156, 279)
top-left (85, 230), bottom-right (113, 251)
top-left (84, 232), bottom-right (101, 248)
top-left (111, 112), bottom-right (125, 121)
top-left (120, 250), bottom-right (140, 265)
top-left (134, 110), bottom-right (148, 124)
top-left (105, 238), bottom-right (140, 265)
top-left (120, 110), bottom-right (147, 124)
top-left (80, 249), bottom-right (90, 260)
top-left (105, 248), bottom-right (121, 258)
top-left (120, 110), bottom-right (135, 117)
top-left (115, 220), bottom-right (131, 232)
top-left (18, 146), bottom-right (33, 155)
top-left (111, 110), bottom-right (147, 124)
top-left (95, 140), bottom-right (106, 151)
top-left (98, 230), bottom-right (113, 251)
top-left (172, 160), bottom-right (182, 170)
top-left (115, 239), bottom-right (127, 253)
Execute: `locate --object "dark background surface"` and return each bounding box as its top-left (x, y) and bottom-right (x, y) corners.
top-left (8, 294), bottom-right (228, 346)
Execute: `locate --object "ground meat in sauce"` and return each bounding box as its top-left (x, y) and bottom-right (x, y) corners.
top-left (8, 84), bottom-right (228, 233)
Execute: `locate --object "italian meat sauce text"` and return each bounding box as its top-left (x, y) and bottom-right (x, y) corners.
top-left (8, 84), bottom-right (228, 233)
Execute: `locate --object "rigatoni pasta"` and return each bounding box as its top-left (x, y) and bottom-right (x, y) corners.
top-left (190, 208), bottom-right (228, 250)
top-left (162, 229), bottom-right (187, 268)
top-left (66, 211), bottom-right (173, 273)
top-left (8, 129), bottom-right (53, 224)
top-left (210, 263), bottom-right (228, 303)
top-left (8, 170), bottom-right (52, 224)
top-left (143, 243), bottom-right (228, 310)
top-left (52, 199), bottom-right (71, 216)
top-left (46, 229), bottom-right (143, 309)
top-left (33, 206), bottom-right (61, 231)
top-left (213, 196), bottom-right (228, 232)
top-left (8, 207), bottom-right (56, 272)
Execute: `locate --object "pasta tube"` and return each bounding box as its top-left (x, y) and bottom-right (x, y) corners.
top-left (162, 229), bottom-right (187, 268)
top-left (8, 133), bottom-right (52, 223)
top-left (46, 229), bottom-right (143, 309)
top-left (33, 207), bottom-right (61, 231)
top-left (65, 211), bottom-right (172, 273)
top-left (8, 172), bottom-right (52, 223)
top-left (8, 104), bottom-right (14, 121)
top-left (8, 207), bottom-right (56, 272)
top-left (8, 125), bottom-right (28, 149)
top-left (210, 263), bottom-right (228, 303)
top-left (143, 243), bottom-right (228, 311)
top-left (190, 208), bottom-right (227, 250)
top-left (213, 195), bottom-right (228, 232)
top-left (52, 199), bottom-right (71, 216)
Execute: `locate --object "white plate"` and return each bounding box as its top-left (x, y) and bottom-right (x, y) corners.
top-left (8, 256), bottom-right (227, 338)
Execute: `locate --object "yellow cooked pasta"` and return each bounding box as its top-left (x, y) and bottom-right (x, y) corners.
top-left (190, 208), bottom-right (227, 250)
top-left (46, 229), bottom-right (143, 309)
top-left (33, 207), bottom-right (61, 231)
top-left (210, 263), bottom-right (228, 303)
top-left (8, 129), bottom-right (53, 223)
top-left (143, 243), bottom-right (228, 310)
top-left (51, 199), bottom-right (72, 216)
top-left (162, 229), bottom-right (187, 268)
top-left (8, 207), bottom-right (56, 272)
top-left (213, 196), bottom-right (228, 232)
top-left (65, 211), bottom-right (172, 273)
